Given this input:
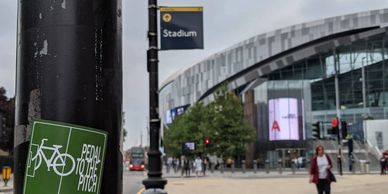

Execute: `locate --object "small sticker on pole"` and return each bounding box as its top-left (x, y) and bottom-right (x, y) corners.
top-left (23, 120), bottom-right (107, 194)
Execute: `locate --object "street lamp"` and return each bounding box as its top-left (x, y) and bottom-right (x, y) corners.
top-left (361, 56), bottom-right (367, 117)
top-left (361, 56), bottom-right (368, 143)
top-left (142, 0), bottom-right (168, 193)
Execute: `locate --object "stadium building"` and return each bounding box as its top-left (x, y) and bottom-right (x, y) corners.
top-left (160, 9), bottom-right (388, 168)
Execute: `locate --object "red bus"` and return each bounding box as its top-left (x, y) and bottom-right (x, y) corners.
top-left (129, 147), bottom-right (145, 171)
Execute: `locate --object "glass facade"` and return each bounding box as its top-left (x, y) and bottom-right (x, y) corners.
top-left (255, 35), bottom-right (388, 139)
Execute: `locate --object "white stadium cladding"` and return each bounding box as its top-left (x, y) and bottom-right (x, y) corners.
top-left (159, 8), bottom-right (388, 126)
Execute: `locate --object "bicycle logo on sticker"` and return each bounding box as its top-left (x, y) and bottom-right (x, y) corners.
top-left (27, 138), bottom-right (76, 177)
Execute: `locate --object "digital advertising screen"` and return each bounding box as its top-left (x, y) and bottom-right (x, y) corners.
top-left (185, 142), bottom-right (196, 150)
top-left (166, 110), bottom-right (172, 124)
top-left (268, 98), bottom-right (299, 141)
top-left (166, 104), bottom-right (190, 125)
top-left (182, 142), bottom-right (196, 152)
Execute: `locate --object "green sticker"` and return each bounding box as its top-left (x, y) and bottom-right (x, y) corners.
top-left (24, 120), bottom-right (107, 194)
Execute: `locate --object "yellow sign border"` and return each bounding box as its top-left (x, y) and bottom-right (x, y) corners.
top-left (160, 7), bottom-right (203, 12)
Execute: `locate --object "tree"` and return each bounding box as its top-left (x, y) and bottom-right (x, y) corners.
top-left (164, 102), bottom-right (207, 157)
top-left (206, 84), bottom-right (255, 159)
top-left (0, 87), bottom-right (15, 153)
top-left (164, 83), bottom-right (255, 159)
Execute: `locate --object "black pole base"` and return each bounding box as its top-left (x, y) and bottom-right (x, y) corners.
top-left (142, 188), bottom-right (168, 194)
top-left (143, 178), bottom-right (168, 190)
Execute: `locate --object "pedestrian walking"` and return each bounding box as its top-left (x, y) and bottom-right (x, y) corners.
top-left (173, 157), bottom-right (179, 173)
top-left (310, 145), bottom-right (335, 194)
top-left (181, 155), bottom-right (190, 177)
top-left (380, 156), bottom-right (387, 175)
top-left (166, 157), bottom-right (173, 173)
top-left (194, 156), bottom-right (203, 178)
top-left (203, 156), bottom-right (209, 176)
top-left (292, 157), bottom-right (298, 170)
top-left (298, 156), bottom-right (304, 169)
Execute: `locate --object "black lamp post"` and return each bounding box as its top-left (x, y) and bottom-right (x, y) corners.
top-left (142, 0), bottom-right (168, 193)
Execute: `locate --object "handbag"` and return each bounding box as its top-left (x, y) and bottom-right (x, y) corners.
top-left (328, 170), bottom-right (337, 182)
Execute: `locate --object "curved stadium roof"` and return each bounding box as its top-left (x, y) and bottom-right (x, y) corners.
top-left (161, 8), bottom-right (388, 107)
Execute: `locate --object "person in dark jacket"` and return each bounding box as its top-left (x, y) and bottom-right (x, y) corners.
top-left (380, 156), bottom-right (387, 175)
top-left (310, 145), bottom-right (334, 194)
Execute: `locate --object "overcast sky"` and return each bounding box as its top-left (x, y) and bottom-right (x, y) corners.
top-left (1, 0), bottom-right (388, 149)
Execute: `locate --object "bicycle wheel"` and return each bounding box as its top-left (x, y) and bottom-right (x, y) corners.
top-left (32, 152), bottom-right (42, 171)
top-left (53, 153), bottom-right (76, 176)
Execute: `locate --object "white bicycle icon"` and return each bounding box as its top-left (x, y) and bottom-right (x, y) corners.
top-left (31, 139), bottom-right (75, 176)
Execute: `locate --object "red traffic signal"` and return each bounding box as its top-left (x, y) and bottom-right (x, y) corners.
top-left (331, 117), bottom-right (339, 128)
top-left (204, 138), bottom-right (210, 145)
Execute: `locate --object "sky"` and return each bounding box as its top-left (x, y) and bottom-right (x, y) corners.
top-left (1, 0), bottom-right (388, 150)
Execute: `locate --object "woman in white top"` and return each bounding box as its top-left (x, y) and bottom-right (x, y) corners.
top-left (194, 156), bottom-right (203, 177)
top-left (309, 145), bottom-right (334, 194)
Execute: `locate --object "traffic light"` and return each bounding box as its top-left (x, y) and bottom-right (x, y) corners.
top-left (341, 121), bottom-right (348, 139)
top-left (204, 138), bottom-right (211, 148)
top-left (312, 122), bottom-right (321, 139)
top-left (331, 117), bottom-right (339, 136)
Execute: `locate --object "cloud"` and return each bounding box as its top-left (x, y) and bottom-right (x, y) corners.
top-left (0, 0), bottom-right (17, 97)
top-left (2, 0), bottom-right (388, 149)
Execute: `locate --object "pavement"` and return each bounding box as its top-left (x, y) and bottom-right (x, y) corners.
top-left (0, 178), bottom-right (13, 194)
top-left (162, 168), bottom-right (380, 179)
top-left (3, 169), bottom-right (387, 194)
top-left (165, 174), bottom-right (388, 194)
top-left (0, 171), bottom-right (143, 194)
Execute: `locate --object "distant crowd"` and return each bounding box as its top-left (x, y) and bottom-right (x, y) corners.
top-left (165, 155), bottom-right (210, 177)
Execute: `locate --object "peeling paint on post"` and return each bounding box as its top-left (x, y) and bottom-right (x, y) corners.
top-left (15, 1), bottom-right (123, 194)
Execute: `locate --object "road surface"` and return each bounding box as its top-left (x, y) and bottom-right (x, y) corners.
top-left (123, 169), bottom-right (145, 194)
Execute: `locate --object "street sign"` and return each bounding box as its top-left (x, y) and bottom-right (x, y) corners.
top-left (24, 120), bottom-right (107, 194)
top-left (160, 7), bottom-right (204, 50)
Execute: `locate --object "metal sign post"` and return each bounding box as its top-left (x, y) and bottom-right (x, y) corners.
top-left (142, 0), bottom-right (167, 193)
top-left (143, 2), bottom-right (204, 193)
top-left (333, 50), bottom-right (343, 176)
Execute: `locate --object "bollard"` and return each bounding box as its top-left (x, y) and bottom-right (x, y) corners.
top-left (220, 161), bottom-right (224, 174)
top-left (291, 162), bottom-right (296, 175)
top-left (253, 160), bottom-right (257, 174)
top-left (265, 159), bottom-right (270, 174)
top-left (211, 162), bottom-right (215, 173)
top-left (348, 155), bottom-right (354, 173)
top-left (359, 160), bottom-right (365, 174)
top-left (365, 160), bottom-right (370, 174)
top-left (278, 159), bottom-right (283, 174)
top-left (242, 160), bottom-right (246, 174)
top-left (337, 155), bottom-right (342, 175)
top-left (2, 166), bottom-right (11, 187)
top-left (352, 159), bottom-right (356, 174)
top-left (231, 160), bottom-right (235, 174)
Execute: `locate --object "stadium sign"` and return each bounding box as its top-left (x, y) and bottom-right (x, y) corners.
top-left (160, 7), bottom-right (204, 50)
